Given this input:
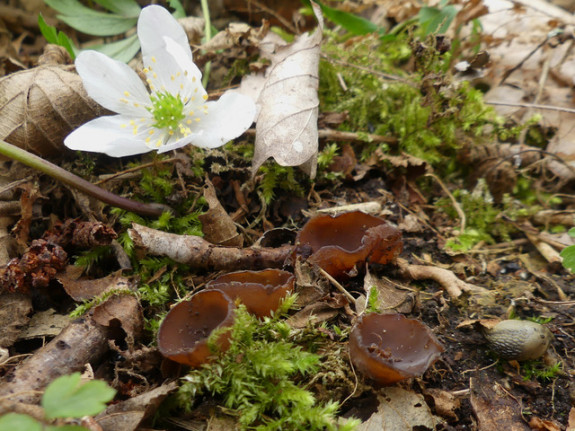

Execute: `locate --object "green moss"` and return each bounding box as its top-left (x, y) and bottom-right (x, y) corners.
top-left (176, 298), bottom-right (359, 430)
top-left (319, 32), bottom-right (507, 173)
top-left (437, 179), bottom-right (515, 251)
top-left (258, 163), bottom-right (307, 205)
top-left (521, 360), bottom-right (562, 382)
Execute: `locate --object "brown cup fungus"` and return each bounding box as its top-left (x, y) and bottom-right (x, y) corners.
top-left (157, 290), bottom-right (235, 367)
top-left (206, 269), bottom-right (295, 318)
top-left (349, 313), bottom-right (443, 385)
top-left (295, 211), bottom-right (402, 278)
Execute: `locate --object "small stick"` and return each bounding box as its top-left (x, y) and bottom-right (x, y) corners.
top-left (0, 316), bottom-right (109, 404)
top-left (317, 266), bottom-right (357, 307)
top-left (129, 223), bottom-right (292, 271)
top-left (396, 258), bottom-right (488, 298)
top-left (426, 173), bottom-right (466, 232)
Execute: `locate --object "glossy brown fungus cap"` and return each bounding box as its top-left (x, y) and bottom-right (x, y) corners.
top-left (206, 269), bottom-right (295, 318)
top-left (295, 211), bottom-right (403, 278)
top-left (157, 290), bottom-right (235, 367)
top-left (349, 313), bottom-right (443, 385)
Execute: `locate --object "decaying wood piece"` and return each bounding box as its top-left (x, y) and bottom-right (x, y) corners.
top-left (396, 258), bottom-right (488, 299)
top-left (0, 316), bottom-right (109, 404)
top-left (129, 223), bottom-right (292, 271)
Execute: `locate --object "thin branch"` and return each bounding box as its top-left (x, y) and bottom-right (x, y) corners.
top-left (0, 139), bottom-right (172, 217)
top-left (129, 223), bottom-right (292, 271)
top-left (486, 100), bottom-right (575, 114)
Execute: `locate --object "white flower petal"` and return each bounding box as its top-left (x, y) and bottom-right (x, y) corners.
top-left (76, 51), bottom-right (151, 117)
top-left (65, 115), bottom-right (154, 157)
top-left (186, 91), bottom-right (256, 149)
top-left (143, 37), bottom-right (204, 99)
top-left (138, 5), bottom-right (192, 61)
top-left (157, 132), bottom-right (203, 154)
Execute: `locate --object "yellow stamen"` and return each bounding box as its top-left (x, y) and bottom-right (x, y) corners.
top-left (124, 91), bottom-right (130, 97)
top-left (151, 56), bottom-right (157, 63)
top-left (202, 95), bottom-right (208, 101)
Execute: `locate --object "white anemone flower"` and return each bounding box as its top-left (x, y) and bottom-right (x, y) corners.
top-left (64, 5), bottom-right (257, 157)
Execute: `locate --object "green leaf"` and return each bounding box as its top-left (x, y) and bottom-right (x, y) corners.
top-left (317, 1), bottom-right (379, 35)
top-left (302, 0), bottom-right (378, 35)
top-left (45, 0), bottom-right (137, 36)
top-left (38, 14), bottom-right (77, 59)
top-left (568, 227), bottom-right (575, 237)
top-left (90, 33), bottom-right (140, 62)
top-left (38, 13), bottom-right (58, 42)
top-left (168, 0), bottom-right (186, 18)
top-left (0, 413), bottom-right (42, 431)
top-left (92, 0), bottom-right (141, 16)
top-left (42, 373), bottom-right (116, 419)
top-left (560, 245), bottom-right (575, 272)
top-left (58, 14), bottom-right (137, 36)
top-left (418, 5), bottom-right (457, 35)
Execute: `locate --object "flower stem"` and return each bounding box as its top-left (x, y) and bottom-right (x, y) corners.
top-left (201, 0), bottom-right (212, 88)
top-left (0, 139), bottom-right (172, 218)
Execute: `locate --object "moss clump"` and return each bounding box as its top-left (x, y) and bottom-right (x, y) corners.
top-left (319, 32), bottom-right (506, 172)
top-left (176, 297), bottom-right (359, 430)
top-left (436, 179), bottom-right (517, 251)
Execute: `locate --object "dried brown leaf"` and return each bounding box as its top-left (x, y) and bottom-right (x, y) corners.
top-left (58, 269), bottom-right (134, 301)
top-left (198, 179), bottom-right (244, 247)
top-left (93, 294), bottom-right (143, 347)
top-left (249, 3), bottom-right (323, 177)
top-left (96, 381), bottom-right (178, 431)
top-left (0, 293), bottom-right (32, 348)
top-left (356, 387), bottom-right (443, 431)
top-left (0, 65), bottom-right (106, 157)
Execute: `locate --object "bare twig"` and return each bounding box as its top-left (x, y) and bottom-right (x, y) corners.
top-left (485, 100), bottom-right (575, 114)
top-left (396, 258), bottom-right (488, 299)
top-left (426, 173), bottom-right (466, 232)
top-left (0, 316), bottom-right (109, 404)
top-left (129, 223), bottom-right (292, 271)
top-left (0, 139), bottom-right (173, 218)
top-left (317, 267), bottom-right (357, 307)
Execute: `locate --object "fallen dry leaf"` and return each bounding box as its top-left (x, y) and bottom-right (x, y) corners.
top-left (198, 178), bottom-right (244, 247)
top-left (247, 2), bottom-right (323, 177)
top-left (93, 294), bottom-right (144, 348)
top-left (362, 269), bottom-right (415, 314)
top-left (0, 292), bottom-right (32, 348)
top-left (17, 308), bottom-right (70, 341)
top-left (0, 65), bottom-right (105, 157)
top-left (96, 381), bottom-right (178, 431)
top-left (424, 388), bottom-right (461, 421)
top-left (470, 374), bottom-right (530, 431)
top-left (58, 268), bottom-right (133, 301)
top-left (356, 387), bottom-right (443, 431)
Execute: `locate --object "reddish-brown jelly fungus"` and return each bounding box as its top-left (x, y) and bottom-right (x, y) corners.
top-left (349, 313), bottom-right (443, 385)
top-left (295, 211), bottom-right (403, 278)
top-left (157, 290), bottom-right (235, 367)
top-left (206, 269), bottom-right (295, 318)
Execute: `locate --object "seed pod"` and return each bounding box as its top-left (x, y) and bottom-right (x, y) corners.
top-left (482, 320), bottom-right (552, 361)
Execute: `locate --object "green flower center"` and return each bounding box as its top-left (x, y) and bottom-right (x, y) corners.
top-left (148, 92), bottom-right (185, 130)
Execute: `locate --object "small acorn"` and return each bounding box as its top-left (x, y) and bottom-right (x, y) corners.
top-left (482, 319), bottom-right (552, 361)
